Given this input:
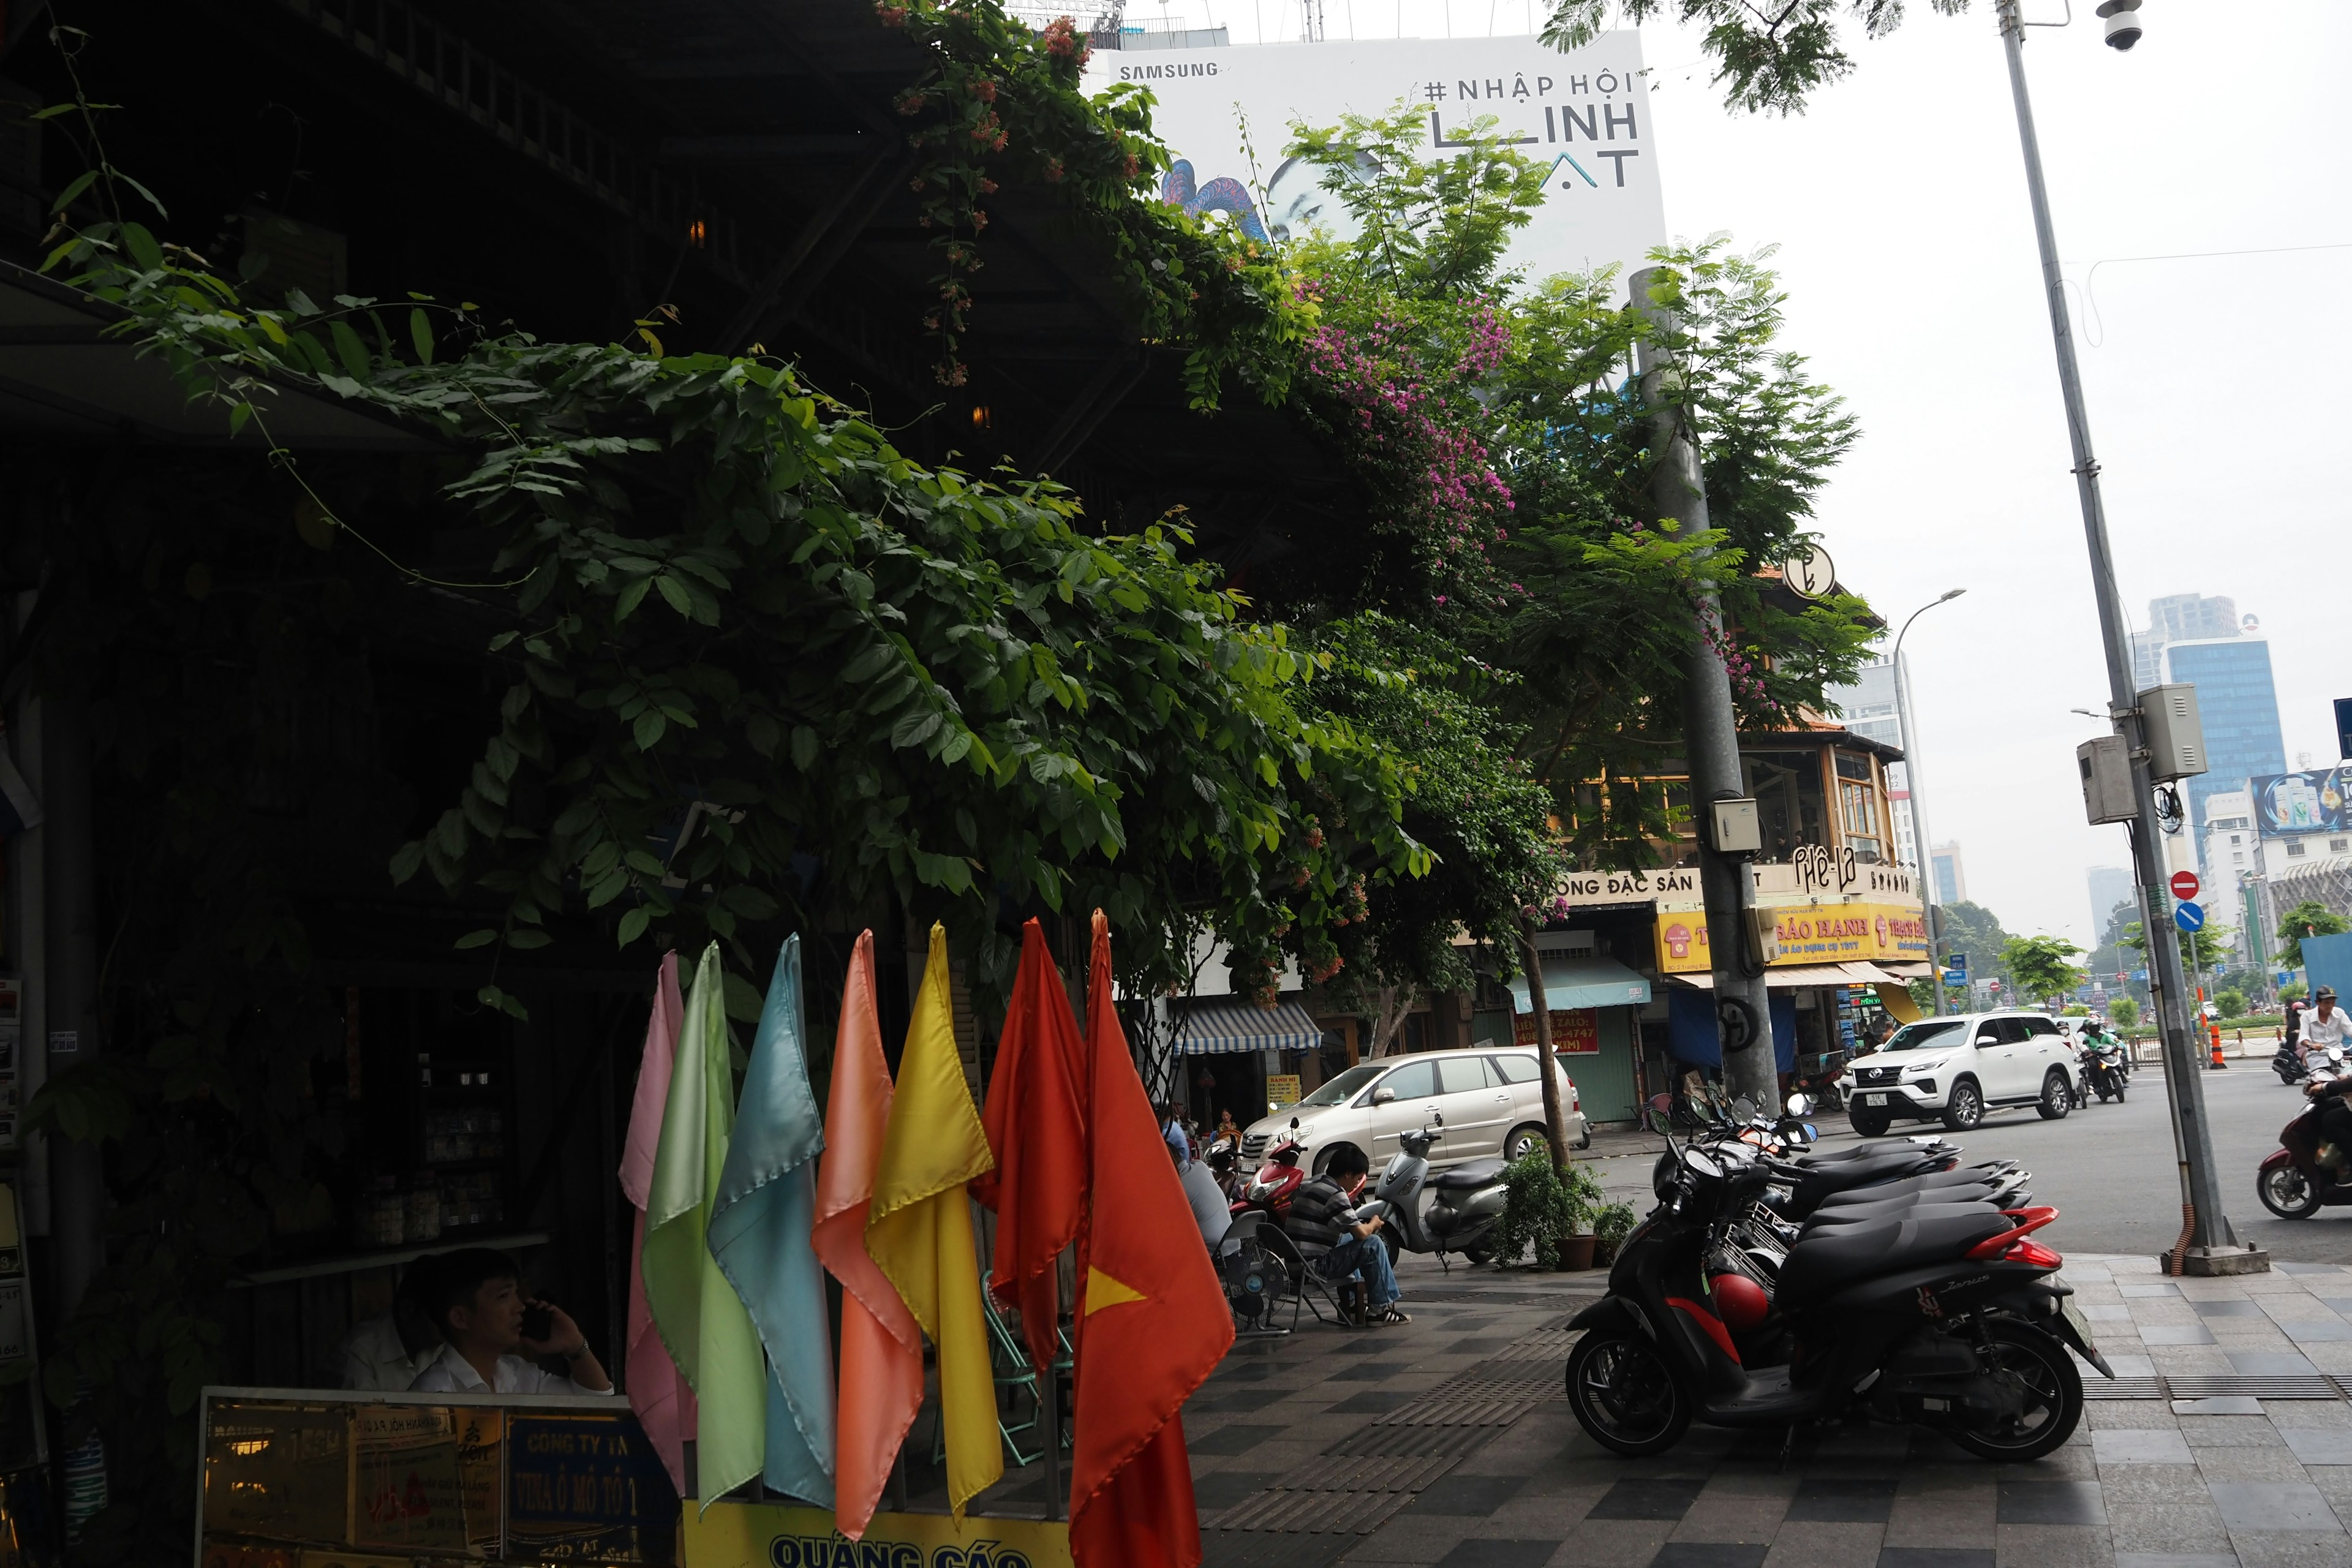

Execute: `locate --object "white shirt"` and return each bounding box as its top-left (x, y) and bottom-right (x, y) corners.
top-left (2304, 1006), bottom-right (2352, 1050)
top-left (405, 1341), bottom-right (610, 1396)
top-left (1183, 1158), bottom-right (1232, 1247)
top-left (336, 1314), bottom-right (441, 1392)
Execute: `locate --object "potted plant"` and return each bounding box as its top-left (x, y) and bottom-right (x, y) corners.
top-left (1593, 1200), bottom-right (1637, 1266)
top-left (1492, 1152), bottom-right (1609, 1270)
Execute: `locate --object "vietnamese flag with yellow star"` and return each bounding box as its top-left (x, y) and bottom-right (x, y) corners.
top-left (1069, 911), bottom-right (1234, 1568)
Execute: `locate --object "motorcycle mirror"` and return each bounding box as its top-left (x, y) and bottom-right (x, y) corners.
top-left (1733, 1095), bottom-right (1756, 1123)
top-left (1784, 1092), bottom-right (1812, 1117)
top-left (2332, 1049), bottom-right (2346, 1065)
top-left (1289, 1116), bottom-right (1300, 1129)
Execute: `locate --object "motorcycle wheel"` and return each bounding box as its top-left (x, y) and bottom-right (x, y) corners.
top-left (2258, 1163), bottom-right (2323, 1220)
top-left (1381, 1227), bottom-right (1402, 1267)
top-left (1945, 1319), bottom-right (2082, 1463)
top-left (2114, 1080), bottom-right (2125, 1103)
top-left (1565, 1330), bottom-right (1690, 1457)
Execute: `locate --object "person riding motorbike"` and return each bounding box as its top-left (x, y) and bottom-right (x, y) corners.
top-left (2304, 990), bottom-right (2352, 1166)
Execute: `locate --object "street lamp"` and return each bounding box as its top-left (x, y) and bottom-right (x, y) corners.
top-left (1891, 589), bottom-right (1966, 1016)
top-left (1994, 0), bottom-right (2255, 1273)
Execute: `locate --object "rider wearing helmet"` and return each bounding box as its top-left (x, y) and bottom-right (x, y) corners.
top-left (2304, 988), bottom-right (2352, 1166)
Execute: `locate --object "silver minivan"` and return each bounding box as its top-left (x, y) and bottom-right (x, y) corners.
top-left (1238, 1046), bottom-right (1589, 1175)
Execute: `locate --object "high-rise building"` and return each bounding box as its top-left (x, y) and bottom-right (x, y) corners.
top-left (1931, 841), bottom-right (1967, 905)
top-left (2087, 865), bottom-right (2135, 937)
top-left (1822, 658), bottom-right (1920, 867)
top-left (2162, 635), bottom-right (2286, 846)
top-left (2131, 591), bottom-right (2241, 697)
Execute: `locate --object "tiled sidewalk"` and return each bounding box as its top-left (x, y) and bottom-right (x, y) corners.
top-left (1177, 1252), bottom-right (2352, 1568)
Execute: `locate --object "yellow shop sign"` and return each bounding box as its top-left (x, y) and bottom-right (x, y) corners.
top-left (1656, 902), bottom-right (1930, 974)
top-left (685, 1502), bottom-right (1072, 1568)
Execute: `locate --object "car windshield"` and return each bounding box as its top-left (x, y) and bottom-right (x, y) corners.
top-left (1294, 1062), bottom-right (1384, 1108)
top-left (1883, 1019), bottom-right (1967, 1052)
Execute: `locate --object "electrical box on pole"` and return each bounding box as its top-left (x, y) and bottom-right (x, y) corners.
top-left (2077, 736), bottom-right (2137, 824)
top-left (2138, 684), bottom-right (2208, 782)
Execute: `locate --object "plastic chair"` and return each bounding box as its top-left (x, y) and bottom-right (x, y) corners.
top-left (1250, 1218), bottom-right (1363, 1328)
top-left (933, 1276), bottom-right (1049, 1468)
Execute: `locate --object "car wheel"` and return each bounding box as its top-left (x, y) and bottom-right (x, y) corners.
top-left (1313, 1143), bottom-right (1363, 1178)
top-left (2035, 1070), bottom-right (2071, 1121)
top-left (1941, 1079), bottom-right (1984, 1132)
top-left (1504, 1124), bottom-right (1548, 1164)
top-left (1849, 1108), bottom-right (1891, 1137)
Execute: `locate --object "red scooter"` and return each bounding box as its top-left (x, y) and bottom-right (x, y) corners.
top-left (1231, 1137), bottom-right (1306, 1219)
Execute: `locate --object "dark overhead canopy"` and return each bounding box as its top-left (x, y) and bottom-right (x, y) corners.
top-left (0, 261), bottom-right (436, 451)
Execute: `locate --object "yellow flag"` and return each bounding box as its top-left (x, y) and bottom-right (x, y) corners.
top-left (866, 924), bottom-right (1001, 1520)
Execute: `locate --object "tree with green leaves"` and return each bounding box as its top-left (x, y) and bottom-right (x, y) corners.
top-left (2215, 989), bottom-right (2246, 1020)
top-left (2002, 933), bottom-right (2086, 1007)
top-left (1542, 0), bottom-right (1976, 115)
top-left (2122, 918), bottom-right (2234, 976)
top-left (2108, 995), bottom-right (2140, 1028)
top-left (2275, 900), bottom-right (2351, 971)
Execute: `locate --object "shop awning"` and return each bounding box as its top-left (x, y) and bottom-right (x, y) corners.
top-left (1169, 999), bottom-right (1325, 1055)
top-left (1838, 961), bottom-right (1908, 984)
top-left (1506, 956), bottom-right (1653, 1013)
top-left (1670, 964), bottom-right (1863, 991)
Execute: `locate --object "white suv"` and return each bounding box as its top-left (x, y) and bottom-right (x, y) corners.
top-left (1840, 1011), bottom-right (2079, 1134)
top-left (1238, 1046), bottom-right (1588, 1175)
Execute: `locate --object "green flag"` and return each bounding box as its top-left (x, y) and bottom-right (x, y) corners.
top-left (643, 943), bottom-right (766, 1509)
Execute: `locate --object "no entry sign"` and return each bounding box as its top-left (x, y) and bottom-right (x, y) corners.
top-left (2170, 870), bottom-right (2199, 901)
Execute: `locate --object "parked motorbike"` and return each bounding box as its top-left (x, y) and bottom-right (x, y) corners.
top-left (2077, 1037), bottom-right (2128, 1104)
top-left (2256, 1047), bottom-right (2352, 1219)
top-left (1792, 1050), bottom-right (1849, 1114)
top-left (1564, 1122), bottom-right (2106, 1462)
top-left (1351, 1118), bottom-right (1509, 1269)
top-left (1230, 1136), bottom-right (1306, 1221)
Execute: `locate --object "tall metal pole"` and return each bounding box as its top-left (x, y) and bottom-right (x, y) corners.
top-left (1890, 593), bottom-right (1964, 1016)
top-left (1995, 2), bottom-right (2260, 1273)
top-left (1632, 265), bottom-right (1777, 1113)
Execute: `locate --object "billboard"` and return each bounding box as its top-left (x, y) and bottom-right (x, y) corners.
top-left (1086, 32), bottom-right (1668, 284)
top-left (2252, 766), bottom-right (2349, 838)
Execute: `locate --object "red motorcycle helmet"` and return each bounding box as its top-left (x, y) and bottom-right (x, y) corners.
top-left (1709, 1271), bottom-right (1771, 1332)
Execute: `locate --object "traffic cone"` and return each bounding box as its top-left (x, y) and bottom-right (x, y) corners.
top-left (2209, 1028), bottom-right (2226, 1069)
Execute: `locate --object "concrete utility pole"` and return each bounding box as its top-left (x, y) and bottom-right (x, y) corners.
top-left (1631, 265), bottom-right (1777, 1113)
top-left (1995, 2), bottom-right (2260, 1273)
top-left (1891, 593), bottom-right (1966, 1016)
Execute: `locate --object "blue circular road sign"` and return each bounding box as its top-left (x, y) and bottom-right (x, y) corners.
top-left (2174, 900), bottom-right (2206, 933)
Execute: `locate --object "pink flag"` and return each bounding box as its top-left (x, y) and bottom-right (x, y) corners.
top-left (619, 952), bottom-right (696, 1495)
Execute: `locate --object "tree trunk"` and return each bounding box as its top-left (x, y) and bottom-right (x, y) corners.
top-left (1520, 925), bottom-right (1572, 1169)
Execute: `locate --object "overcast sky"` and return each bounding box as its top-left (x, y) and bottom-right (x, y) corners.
top-left (1150, 0), bottom-right (2352, 947)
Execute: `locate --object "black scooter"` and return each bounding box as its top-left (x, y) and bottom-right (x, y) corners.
top-left (1564, 1127), bottom-right (2109, 1463)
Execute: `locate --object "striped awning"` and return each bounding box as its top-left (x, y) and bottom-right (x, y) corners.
top-left (1505, 956), bottom-right (1653, 1013)
top-left (1170, 999), bottom-right (1327, 1055)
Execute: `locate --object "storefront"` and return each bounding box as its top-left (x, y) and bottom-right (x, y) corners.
top-left (1166, 996), bottom-right (1327, 1125)
top-left (1494, 947), bottom-right (1653, 1125)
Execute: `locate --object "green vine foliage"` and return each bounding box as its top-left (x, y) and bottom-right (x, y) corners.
top-left (879, 0), bottom-right (1314, 401)
top-left (43, 222), bottom-right (1430, 1016)
top-left (1491, 1150), bottom-right (1606, 1269)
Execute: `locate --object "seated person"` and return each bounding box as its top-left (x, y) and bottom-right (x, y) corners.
top-left (334, 1254), bottom-right (446, 1391)
top-left (1180, 1140), bottom-right (1231, 1248)
top-left (1282, 1144), bottom-right (1408, 1325)
top-left (407, 1248), bottom-right (612, 1394)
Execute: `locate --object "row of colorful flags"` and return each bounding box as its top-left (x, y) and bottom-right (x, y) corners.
top-left (617, 913), bottom-right (1231, 1566)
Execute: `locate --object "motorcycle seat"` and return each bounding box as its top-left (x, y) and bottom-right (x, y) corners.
top-left (1776, 1210), bottom-right (2017, 1311)
top-left (1785, 1154), bottom-right (1956, 1215)
top-left (1427, 1157), bottom-right (1507, 1191)
top-left (1802, 1198), bottom-right (2000, 1232)
top-left (1809, 1184), bottom-right (1996, 1218)
top-left (1811, 1166), bottom-right (1986, 1205)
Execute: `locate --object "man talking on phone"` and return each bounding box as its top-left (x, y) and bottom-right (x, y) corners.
top-left (408, 1248), bottom-right (612, 1394)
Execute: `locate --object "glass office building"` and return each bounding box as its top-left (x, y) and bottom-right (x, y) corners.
top-left (2163, 636), bottom-right (2286, 842)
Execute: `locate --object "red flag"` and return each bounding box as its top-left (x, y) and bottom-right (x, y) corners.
top-left (1070, 911), bottom-right (1234, 1568)
top-left (971, 919), bottom-right (1088, 1379)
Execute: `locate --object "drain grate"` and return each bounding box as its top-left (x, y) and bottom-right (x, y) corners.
top-left (1281, 1453), bottom-right (1461, 1493)
top-left (1378, 1393), bottom-right (1539, 1428)
top-left (1483, 1330), bottom-right (1575, 1365)
top-left (1446, 1363), bottom-right (1563, 1401)
top-left (2081, 1373), bottom-right (2346, 1402)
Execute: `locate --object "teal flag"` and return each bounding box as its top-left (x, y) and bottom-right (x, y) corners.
top-left (708, 935), bottom-right (837, 1507)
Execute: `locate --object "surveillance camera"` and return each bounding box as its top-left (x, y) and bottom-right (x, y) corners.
top-left (2097, 0), bottom-right (2143, 51)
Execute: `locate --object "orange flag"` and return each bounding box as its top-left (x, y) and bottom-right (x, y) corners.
top-left (971, 919), bottom-right (1087, 1378)
top-left (809, 932), bottom-right (924, 1540)
top-left (1070, 911), bottom-right (1234, 1568)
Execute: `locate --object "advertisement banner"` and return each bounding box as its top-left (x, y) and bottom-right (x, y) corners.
top-left (2252, 766), bottom-right (2348, 838)
top-left (1513, 1008), bottom-right (1601, 1053)
top-left (684, 1501), bottom-right (1072, 1567)
top-left (1656, 903), bottom-right (1931, 974)
top-left (1084, 32), bottom-right (1667, 284)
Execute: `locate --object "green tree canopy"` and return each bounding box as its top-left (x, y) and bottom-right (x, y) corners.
top-left (2275, 900), bottom-right (2351, 971)
top-left (1542, 0), bottom-right (1977, 115)
top-left (2002, 933), bottom-right (2086, 1006)
top-left (2108, 995), bottom-right (2140, 1028)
